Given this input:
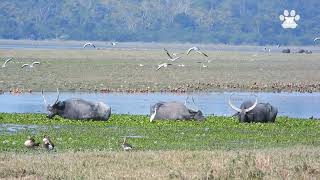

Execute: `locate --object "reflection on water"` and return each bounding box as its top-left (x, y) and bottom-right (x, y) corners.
top-left (0, 92), bottom-right (319, 118)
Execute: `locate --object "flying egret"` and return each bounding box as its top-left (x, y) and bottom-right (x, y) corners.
top-left (1, 58), bottom-right (13, 68)
top-left (83, 42), bottom-right (96, 48)
top-left (110, 42), bottom-right (117, 46)
top-left (21, 62), bottom-right (40, 68)
top-left (157, 63), bottom-right (172, 70)
top-left (186, 47), bottom-right (208, 57)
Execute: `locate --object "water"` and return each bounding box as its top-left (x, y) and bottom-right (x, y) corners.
top-left (0, 92), bottom-right (319, 118)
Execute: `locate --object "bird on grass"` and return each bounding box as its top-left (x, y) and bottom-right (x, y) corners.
top-left (186, 47), bottom-right (208, 57)
top-left (157, 63), bottom-right (172, 70)
top-left (150, 105), bottom-right (158, 122)
top-left (197, 62), bottom-right (208, 68)
top-left (24, 136), bottom-right (40, 148)
top-left (21, 61), bottom-right (40, 68)
top-left (43, 135), bottom-right (54, 151)
top-left (121, 137), bottom-right (133, 151)
top-left (2, 58), bottom-right (13, 68)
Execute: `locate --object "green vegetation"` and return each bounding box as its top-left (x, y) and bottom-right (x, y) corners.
top-left (0, 0), bottom-right (319, 45)
top-left (1, 113), bottom-right (320, 152)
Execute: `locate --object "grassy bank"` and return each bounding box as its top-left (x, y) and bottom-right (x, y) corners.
top-left (0, 113), bottom-right (319, 152)
top-left (1, 49), bottom-right (320, 92)
top-left (1, 113), bottom-right (320, 179)
top-left (1, 148), bottom-right (320, 179)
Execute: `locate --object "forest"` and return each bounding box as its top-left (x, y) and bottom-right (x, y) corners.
top-left (0, 0), bottom-right (319, 45)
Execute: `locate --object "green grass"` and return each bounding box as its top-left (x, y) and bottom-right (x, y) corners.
top-left (0, 113), bottom-right (319, 152)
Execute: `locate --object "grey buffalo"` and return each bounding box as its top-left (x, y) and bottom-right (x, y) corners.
top-left (42, 89), bottom-right (111, 121)
top-left (282, 48), bottom-right (290, 53)
top-left (149, 101), bottom-right (204, 122)
top-left (229, 95), bottom-right (278, 123)
top-left (297, 49), bottom-right (305, 53)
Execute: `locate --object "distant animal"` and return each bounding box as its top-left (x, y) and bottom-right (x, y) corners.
top-left (42, 135), bottom-right (54, 151)
top-left (42, 89), bottom-right (111, 120)
top-left (305, 50), bottom-right (313, 54)
top-left (157, 63), bottom-right (172, 70)
top-left (197, 62), bottom-right (208, 68)
top-left (1, 58), bottom-right (13, 68)
top-left (121, 137), bottom-right (133, 151)
top-left (83, 42), bottom-right (96, 48)
top-left (297, 49), bottom-right (305, 53)
top-left (228, 95), bottom-right (278, 123)
top-left (110, 42), bottom-right (117, 46)
top-left (264, 47), bottom-right (271, 52)
top-left (149, 101), bottom-right (204, 122)
top-left (314, 37), bottom-right (320, 43)
top-left (201, 63), bottom-right (208, 68)
top-left (282, 49), bottom-right (290, 53)
top-left (21, 61), bottom-right (40, 68)
top-left (139, 64), bottom-right (144, 67)
top-left (186, 47), bottom-right (208, 57)
top-left (24, 136), bottom-right (40, 148)
top-left (178, 64), bottom-right (185, 67)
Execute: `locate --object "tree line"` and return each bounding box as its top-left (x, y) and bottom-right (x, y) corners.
top-left (0, 0), bottom-right (319, 45)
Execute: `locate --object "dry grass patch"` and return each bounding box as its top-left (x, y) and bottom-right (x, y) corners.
top-left (0, 147), bottom-right (320, 179)
top-left (1, 49), bottom-right (320, 92)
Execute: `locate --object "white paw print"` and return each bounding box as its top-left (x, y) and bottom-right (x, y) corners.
top-left (279, 10), bottom-right (300, 29)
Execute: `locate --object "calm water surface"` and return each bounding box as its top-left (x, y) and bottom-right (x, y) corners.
top-left (0, 92), bottom-right (319, 119)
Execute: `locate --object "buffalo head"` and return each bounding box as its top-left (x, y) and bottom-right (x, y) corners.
top-left (228, 94), bottom-right (258, 122)
top-left (42, 88), bottom-right (61, 118)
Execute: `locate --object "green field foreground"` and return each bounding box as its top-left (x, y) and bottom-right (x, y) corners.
top-left (0, 114), bottom-right (320, 179)
top-left (1, 113), bottom-right (320, 152)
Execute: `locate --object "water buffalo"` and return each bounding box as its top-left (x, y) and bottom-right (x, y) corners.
top-left (149, 101), bottom-right (204, 122)
top-left (282, 48), bottom-right (290, 53)
top-left (305, 50), bottom-right (313, 54)
top-left (42, 89), bottom-right (111, 121)
top-left (228, 95), bottom-right (278, 123)
top-left (297, 49), bottom-right (305, 53)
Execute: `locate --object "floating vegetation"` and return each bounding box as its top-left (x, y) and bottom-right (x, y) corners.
top-left (0, 113), bottom-right (320, 152)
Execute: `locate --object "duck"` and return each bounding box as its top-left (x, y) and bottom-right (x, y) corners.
top-left (24, 136), bottom-right (40, 148)
top-left (121, 137), bottom-right (133, 151)
top-left (43, 135), bottom-right (54, 151)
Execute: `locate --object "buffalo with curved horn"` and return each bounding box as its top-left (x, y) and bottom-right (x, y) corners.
top-left (149, 101), bottom-right (204, 122)
top-left (42, 89), bottom-right (111, 121)
top-left (228, 94), bottom-right (278, 123)
top-left (282, 48), bottom-right (290, 53)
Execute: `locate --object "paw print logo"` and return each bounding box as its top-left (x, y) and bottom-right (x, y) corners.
top-left (279, 10), bottom-right (300, 29)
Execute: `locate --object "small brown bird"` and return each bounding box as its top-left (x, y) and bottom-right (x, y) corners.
top-left (24, 136), bottom-right (40, 148)
top-left (43, 135), bottom-right (54, 151)
top-left (121, 137), bottom-right (133, 151)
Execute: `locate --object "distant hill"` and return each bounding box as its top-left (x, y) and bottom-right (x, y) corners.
top-left (0, 0), bottom-right (319, 45)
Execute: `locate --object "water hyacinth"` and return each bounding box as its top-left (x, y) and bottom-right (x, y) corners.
top-left (0, 113), bottom-right (319, 152)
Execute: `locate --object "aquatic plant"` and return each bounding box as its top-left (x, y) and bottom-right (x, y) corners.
top-left (0, 113), bottom-right (319, 152)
